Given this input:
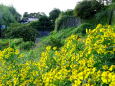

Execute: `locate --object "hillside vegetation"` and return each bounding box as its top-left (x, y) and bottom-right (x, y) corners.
top-left (0, 24), bottom-right (115, 86)
top-left (0, 0), bottom-right (115, 86)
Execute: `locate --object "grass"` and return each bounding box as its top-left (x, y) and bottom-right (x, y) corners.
top-left (0, 38), bottom-right (35, 51)
top-left (0, 39), bottom-right (10, 50)
top-left (24, 26), bottom-right (85, 60)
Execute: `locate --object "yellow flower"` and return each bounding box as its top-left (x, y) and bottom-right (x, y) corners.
top-left (15, 49), bottom-right (19, 55)
top-left (46, 46), bottom-right (51, 51)
top-left (109, 65), bottom-right (115, 71)
top-left (102, 65), bottom-right (108, 70)
top-left (109, 81), bottom-right (115, 86)
top-left (73, 79), bottom-right (81, 86)
top-left (101, 71), bottom-right (112, 84)
top-left (53, 47), bottom-right (57, 50)
top-left (96, 24), bottom-right (102, 29)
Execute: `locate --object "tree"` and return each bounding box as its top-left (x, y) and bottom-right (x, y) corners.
top-left (74, 0), bottom-right (104, 19)
top-left (0, 5), bottom-right (21, 25)
top-left (0, 5), bottom-right (21, 37)
top-left (49, 8), bottom-right (61, 29)
top-left (23, 12), bottom-right (46, 19)
top-left (29, 15), bottom-right (53, 31)
top-left (37, 15), bottom-right (53, 31)
top-left (9, 6), bottom-right (21, 22)
top-left (23, 12), bottom-right (29, 18)
top-left (63, 9), bottom-right (74, 16)
top-left (49, 8), bottom-right (61, 22)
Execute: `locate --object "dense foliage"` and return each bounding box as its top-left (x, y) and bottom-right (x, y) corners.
top-left (74, 0), bottom-right (103, 19)
top-left (0, 24), bottom-right (115, 85)
top-left (0, 5), bottom-right (21, 25)
top-left (5, 24), bottom-right (38, 42)
top-left (0, 38), bottom-right (35, 50)
top-left (29, 15), bottom-right (53, 31)
top-left (76, 23), bottom-right (95, 34)
top-left (49, 8), bottom-right (61, 23)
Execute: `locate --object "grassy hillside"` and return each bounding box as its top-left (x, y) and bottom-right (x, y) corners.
top-left (0, 38), bottom-right (35, 50)
top-left (0, 24), bottom-right (115, 85)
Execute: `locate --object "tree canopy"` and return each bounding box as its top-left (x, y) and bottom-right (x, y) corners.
top-left (49, 8), bottom-right (61, 22)
top-left (0, 5), bottom-right (21, 25)
top-left (74, 0), bottom-right (104, 19)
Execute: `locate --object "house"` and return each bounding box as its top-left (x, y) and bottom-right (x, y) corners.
top-left (28, 17), bottom-right (38, 22)
top-left (20, 17), bottom-right (38, 24)
top-left (0, 25), bottom-right (6, 29)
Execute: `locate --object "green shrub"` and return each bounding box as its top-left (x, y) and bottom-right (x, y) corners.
top-left (55, 14), bottom-right (67, 31)
top-left (5, 24), bottom-right (38, 42)
top-left (0, 39), bottom-right (9, 50)
top-left (18, 41), bottom-right (35, 50)
top-left (76, 23), bottom-right (95, 34)
top-left (48, 36), bottom-right (63, 48)
top-left (95, 7), bottom-right (110, 25)
top-left (9, 38), bottom-right (23, 48)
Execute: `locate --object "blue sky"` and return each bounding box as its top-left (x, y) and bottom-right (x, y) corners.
top-left (0, 0), bottom-right (81, 15)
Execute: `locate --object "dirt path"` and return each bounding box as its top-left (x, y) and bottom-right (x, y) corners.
top-left (34, 31), bottom-right (50, 48)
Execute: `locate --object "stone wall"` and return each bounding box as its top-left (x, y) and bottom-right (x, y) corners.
top-left (60, 16), bottom-right (81, 29)
top-left (55, 16), bottom-right (81, 31)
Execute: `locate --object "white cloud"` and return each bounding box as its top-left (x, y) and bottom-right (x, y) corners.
top-left (0, 0), bottom-right (81, 16)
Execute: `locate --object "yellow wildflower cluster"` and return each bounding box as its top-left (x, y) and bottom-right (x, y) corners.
top-left (0, 24), bottom-right (115, 86)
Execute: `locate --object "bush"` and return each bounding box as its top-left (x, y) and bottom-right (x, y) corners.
top-left (5, 24), bottom-right (38, 42)
top-left (76, 23), bottom-right (95, 34)
top-left (18, 41), bottom-right (35, 50)
top-left (55, 14), bottom-right (68, 31)
top-left (9, 38), bottom-right (23, 48)
top-left (0, 39), bottom-right (9, 50)
top-left (95, 7), bottom-right (110, 25)
top-left (74, 0), bottom-right (103, 19)
top-left (48, 36), bottom-right (63, 48)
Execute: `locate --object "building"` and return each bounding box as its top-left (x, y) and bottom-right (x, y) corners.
top-left (20, 17), bottom-right (38, 24)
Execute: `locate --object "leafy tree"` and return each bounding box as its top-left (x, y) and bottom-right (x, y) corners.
top-left (49, 8), bottom-right (61, 30)
top-left (97, 0), bottom-right (112, 5)
top-left (23, 12), bottom-right (29, 18)
top-left (49, 8), bottom-right (61, 22)
top-left (0, 5), bottom-right (21, 37)
top-left (37, 15), bottom-right (53, 31)
top-left (0, 5), bottom-right (21, 25)
top-left (29, 15), bottom-right (53, 31)
top-left (23, 12), bottom-right (46, 19)
top-left (74, 0), bottom-right (104, 19)
top-left (8, 6), bottom-right (21, 22)
top-left (63, 9), bottom-right (74, 16)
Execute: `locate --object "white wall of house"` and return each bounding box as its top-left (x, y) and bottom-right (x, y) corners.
top-left (28, 18), bottom-right (38, 22)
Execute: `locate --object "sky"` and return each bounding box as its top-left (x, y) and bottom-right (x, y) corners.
top-left (0, 0), bottom-right (81, 16)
